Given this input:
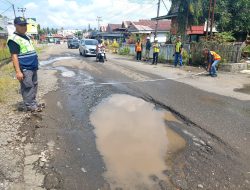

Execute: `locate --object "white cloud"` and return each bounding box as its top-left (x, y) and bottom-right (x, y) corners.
top-left (23, 0), bottom-right (171, 29)
top-left (25, 2), bottom-right (38, 9)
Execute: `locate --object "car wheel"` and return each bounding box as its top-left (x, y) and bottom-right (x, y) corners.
top-left (84, 51), bottom-right (87, 57)
top-left (79, 50), bottom-right (82, 56)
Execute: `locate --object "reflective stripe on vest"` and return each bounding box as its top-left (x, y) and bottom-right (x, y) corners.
top-left (136, 42), bottom-right (142, 52)
top-left (210, 51), bottom-right (221, 60)
top-left (7, 34), bottom-right (38, 70)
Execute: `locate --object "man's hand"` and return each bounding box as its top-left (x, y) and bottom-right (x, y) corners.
top-left (16, 71), bottom-right (24, 81)
top-left (11, 54), bottom-right (23, 81)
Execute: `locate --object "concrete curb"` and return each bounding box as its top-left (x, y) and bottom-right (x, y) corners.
top-left (219, 63), bottom-right (248, 72)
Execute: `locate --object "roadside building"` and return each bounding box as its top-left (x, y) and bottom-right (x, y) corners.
top-left (126, 19), bottom-right (171, 43)
top-left (97, 24), bottom-right (123, 41)
top-left (0, 17), bottom-right (8, 39)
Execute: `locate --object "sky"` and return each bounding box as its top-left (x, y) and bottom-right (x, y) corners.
top-left (0, 0), bottom-right (171, 29)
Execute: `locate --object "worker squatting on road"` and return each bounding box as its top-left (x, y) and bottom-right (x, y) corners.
top-left (7, 17), bottom-right (44, 112)
top-left (203, 48), bottom-right (221, 77)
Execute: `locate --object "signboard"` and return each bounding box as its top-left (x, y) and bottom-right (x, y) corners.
top-left (27, 18), bottom-right (38, 35)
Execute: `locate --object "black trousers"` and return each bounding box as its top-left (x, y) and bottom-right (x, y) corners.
top-left (152, 52), bottom-right (159, 64)
top-left (136, 51), bottom-right (142, 60)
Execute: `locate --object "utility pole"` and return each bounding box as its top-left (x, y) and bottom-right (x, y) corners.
top-left (154, 0), bottom-right (160, 39)
top-left (18, 7), bottom-right (26, 17)
top-left (97, 16), bottom-right (102, 31)
top-left (12, 4), bottom-right (16, 17)
top-left (206, 0), bottom-right (213, 40)
top-left (210, 0), bottom-right (216, 39)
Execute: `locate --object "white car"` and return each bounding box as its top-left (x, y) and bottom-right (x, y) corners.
top-left (79, 39), bottom-right (98, 57)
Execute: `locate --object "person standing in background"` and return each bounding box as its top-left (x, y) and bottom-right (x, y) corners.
top-left (174, 36), bottom-right (183, 67)
top-left (135, 39), bottom-right (142, 61)
top-left (152, 38), bottom-right (160, 65)
top-left (145, 37), bottom-right (151, 62)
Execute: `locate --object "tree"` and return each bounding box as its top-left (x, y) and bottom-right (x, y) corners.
top-left (169, 0), bottom-right (249, 35)
top-left (215, 0), bottom-right (250, 34)
top-left (75, 30), bottom-right (83, 38)
top-left (169, 0), bottom-right (207, 34)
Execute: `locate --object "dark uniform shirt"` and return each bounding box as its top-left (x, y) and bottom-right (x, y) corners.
top-left (8, 32), bottom-right (30, 54)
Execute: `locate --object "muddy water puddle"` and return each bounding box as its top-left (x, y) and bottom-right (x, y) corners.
top-left (90, 94), bottom-right (186, 189)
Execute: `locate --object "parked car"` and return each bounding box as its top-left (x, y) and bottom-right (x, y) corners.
top-left (79, 39), bottom-right (98, 56)
top-left (55, 40), bottom-right (60, 44)
top-left (68, 39), bottom-right (79, 49)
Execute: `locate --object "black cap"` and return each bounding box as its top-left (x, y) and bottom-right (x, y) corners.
top-left (14, 17), bottom-right (28, 25)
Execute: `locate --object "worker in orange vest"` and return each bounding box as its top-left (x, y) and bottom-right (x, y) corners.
top-left (135, 39), bottom-right (143, 61)
top-left (203, 48), bottom-right (221, 77)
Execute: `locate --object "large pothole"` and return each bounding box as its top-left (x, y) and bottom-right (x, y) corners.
top-left (90, 94), bottom-right (186, 189)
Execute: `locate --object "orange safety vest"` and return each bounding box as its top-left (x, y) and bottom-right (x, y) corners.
top-left (210, 51), bottom-right (221, 60)
top-left (135, 42), bottom-right (142, 52)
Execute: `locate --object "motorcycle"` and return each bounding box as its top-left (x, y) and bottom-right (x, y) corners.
top-left (96, 46), bottom-right (105, 63)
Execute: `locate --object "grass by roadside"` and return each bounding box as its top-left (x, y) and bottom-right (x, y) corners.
top-left (0, 64), bottom-right (19, 103)
top-left (0, 48), bottom-right (11, 61)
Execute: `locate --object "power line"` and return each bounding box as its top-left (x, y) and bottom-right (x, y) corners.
top-left (0, 0), bottom-right (8, 5)
top-left (1, 0), bottom-right (13, 4)
top-left (161, 0), bottom-right (169, 12)
top-left (0, 0), bottom-right (16, 17)
top-left (0, 5), bottom-right (12, 15)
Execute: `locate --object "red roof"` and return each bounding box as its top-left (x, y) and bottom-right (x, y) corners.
top-left (134, 19), bottom-right (171, 31)
top-left (52, 34), bottom-right (64, 38)
top-left (108, 24), bottom-right (121, 32)
top-left (187, 26), bottom-right (204, 35)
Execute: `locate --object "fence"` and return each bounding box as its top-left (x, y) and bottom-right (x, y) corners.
top-left (190, 42), bottom-right (243, 65)
top-left (120, 42), bottom-right (243, 65)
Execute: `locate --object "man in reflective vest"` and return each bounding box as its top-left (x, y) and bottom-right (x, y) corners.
top-left (135, 39), bottom-right (142, 61)
top-left (174, 36), bottom-right (183, 67)
top-left (152, 38), bottom-right (160, 65)
top-left (7, 17), bottom-right (43, 112)
top-left (203, 48), bottom-right (221, 77)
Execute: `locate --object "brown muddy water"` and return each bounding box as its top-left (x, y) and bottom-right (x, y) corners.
top-left (90, 94), bottom-right (186, 189)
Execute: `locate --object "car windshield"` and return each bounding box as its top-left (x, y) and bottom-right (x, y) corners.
top-left (72, 40), bottom-right (79, 43)
top-left (85, 40), bottom-right (97, 45)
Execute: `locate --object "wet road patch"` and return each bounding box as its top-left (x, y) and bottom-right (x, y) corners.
top-left (90, 94), bottom-right (186, 189)
top-left (234, 84), bottom-right (250, 95)
top-left (39, 57), bottom-right (75, 66)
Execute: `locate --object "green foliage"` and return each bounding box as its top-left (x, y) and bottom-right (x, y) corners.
top-left (119, 46), bottom-right (130, 55)
top-left (158, 53), bottom-right (166, 63)
top-left (215, 0), bottom-right (250, 33)
top-left (0, 64), bottom-right (18, 103)
top-left (169, 0), bottom-right (206, 34)
top-left (169, 0), bottom-right (249, 34)
top-left (243, 45), bottom-right (250, 53)
top-left (213, 32), bottom-right (236, 43)
top-left (190, 41), bottom-right (241, 65)
top-left (0, 48), bottom-right (10, 61)
top-left (181, 49), bottom-right (189, 65)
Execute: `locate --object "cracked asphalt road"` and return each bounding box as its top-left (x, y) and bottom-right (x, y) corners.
top-left (12, 44), bottom-right (250, 190)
